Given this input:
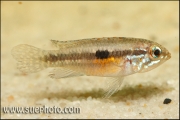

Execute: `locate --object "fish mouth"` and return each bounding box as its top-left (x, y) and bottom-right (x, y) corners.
top-left (165, 51), bottom-right (171, 60)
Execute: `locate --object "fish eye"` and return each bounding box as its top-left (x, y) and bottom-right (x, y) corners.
top-left (151, 46), bottom-right (161, 58)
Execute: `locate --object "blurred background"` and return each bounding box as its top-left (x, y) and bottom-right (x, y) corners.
top-left (1, 1), bottom-right (179, 119)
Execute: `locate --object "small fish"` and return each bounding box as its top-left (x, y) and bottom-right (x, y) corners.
top-left (11, 37), bottom-right (171, 98)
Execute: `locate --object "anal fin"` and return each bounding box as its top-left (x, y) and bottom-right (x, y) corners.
top-left (49, 68), bottom-right (84, 79)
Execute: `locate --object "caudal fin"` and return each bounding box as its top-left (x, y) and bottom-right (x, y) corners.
top-left (11, 44), bottom-right (46, 73)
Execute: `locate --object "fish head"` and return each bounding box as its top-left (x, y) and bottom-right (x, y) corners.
top-left (140, 41), bottom-right (171, 73)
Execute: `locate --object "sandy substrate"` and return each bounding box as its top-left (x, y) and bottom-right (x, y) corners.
top-left (1, 1), bottom-right (179, 119)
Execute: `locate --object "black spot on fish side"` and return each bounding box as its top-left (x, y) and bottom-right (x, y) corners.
top-left (95, 50), bottom-right (109, 59)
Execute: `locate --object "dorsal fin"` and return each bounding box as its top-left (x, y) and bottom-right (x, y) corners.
top-left (50, 37), bottom-right (109, 49)
top-left (50, 39), bottom-right (87, 49)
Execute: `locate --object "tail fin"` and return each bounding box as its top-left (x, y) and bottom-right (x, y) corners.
top-left (11, 44), bottom-right (46, 73)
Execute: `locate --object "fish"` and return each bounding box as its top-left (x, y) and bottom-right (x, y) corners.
top-left (11, 37), bottom-right (171, 98)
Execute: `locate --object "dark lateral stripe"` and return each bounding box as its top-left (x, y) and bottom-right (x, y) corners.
top-left (42, 49), bottom-right (147, 62)
top-left (132, 50), bottom-right (147, 55)
top-left (110, 49), bottom-right (147, 56)
top-left (43, 52), bottom-right (96, 62)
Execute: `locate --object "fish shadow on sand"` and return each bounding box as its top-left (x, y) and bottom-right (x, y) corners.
top-left (31, 83), bottom-right (174, 102)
